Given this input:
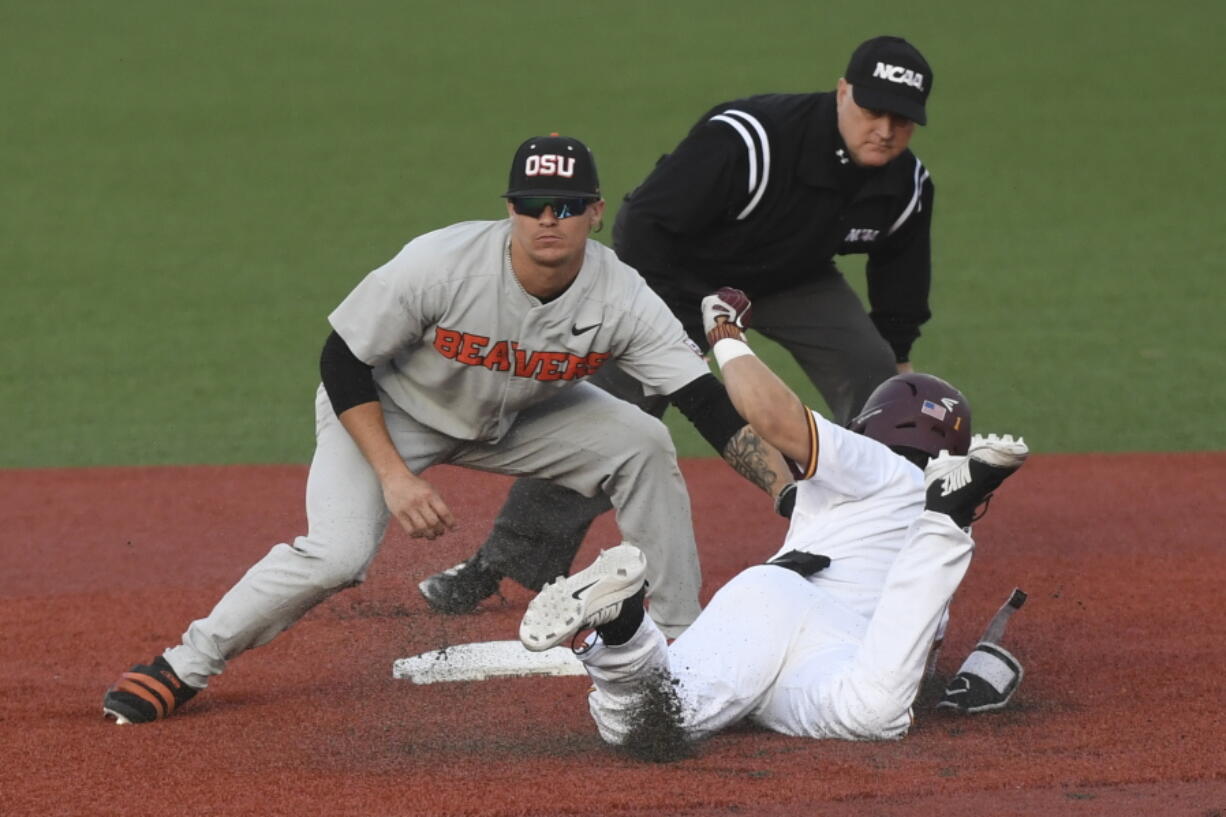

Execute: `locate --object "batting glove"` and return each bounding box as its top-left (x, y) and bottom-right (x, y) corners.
top-left (701, 287), bottom-right (753, 346)
top-left (935, 642), bottom-right (1024, 713)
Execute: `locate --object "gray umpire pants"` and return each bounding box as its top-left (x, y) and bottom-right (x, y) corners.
top-left (477, 269), bottom-right (897, 591)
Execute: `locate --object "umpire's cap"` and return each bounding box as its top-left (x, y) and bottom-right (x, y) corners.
top-left (844, 36), bottom-right (933, 125)
top-left (504, 134), bottom-right (601, 199)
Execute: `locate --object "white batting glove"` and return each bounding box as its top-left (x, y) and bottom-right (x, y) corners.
top-left (700, 287), bottom-right (753, 344)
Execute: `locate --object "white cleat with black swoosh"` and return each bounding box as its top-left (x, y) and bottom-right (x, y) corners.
top-left (924, 433), bottom-right (1030, 529)
top-left (519, 543), bottom-right (647, 652)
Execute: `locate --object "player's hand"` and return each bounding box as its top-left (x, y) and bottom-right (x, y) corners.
top-left (382, 471), bottom-right (457, 540)
top-left (700, 287), bottom-right (753, 346)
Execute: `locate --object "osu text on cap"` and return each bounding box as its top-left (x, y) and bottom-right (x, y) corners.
top-left (525, 155), bottom-right (575, 178)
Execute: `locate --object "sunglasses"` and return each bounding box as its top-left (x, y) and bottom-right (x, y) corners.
top-left (510, 197), bottom-right (594, 220)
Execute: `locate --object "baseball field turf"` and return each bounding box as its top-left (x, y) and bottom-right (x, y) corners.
top-left (3, 0), bottom-right (1223, 468)
top-left (4, 4), bottom-right (1225, 816)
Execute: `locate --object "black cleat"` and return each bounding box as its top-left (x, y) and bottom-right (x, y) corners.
top-left (418, 554), bottom-right (502, 614)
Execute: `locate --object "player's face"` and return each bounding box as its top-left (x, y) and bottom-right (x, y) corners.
top-left (506, 198), bottom-right (605, 270)
top-left (835, 79), bottom-right (916, 167)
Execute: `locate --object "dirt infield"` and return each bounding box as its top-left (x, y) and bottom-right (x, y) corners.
top-left (2, 454), bottom-right (1224, 816)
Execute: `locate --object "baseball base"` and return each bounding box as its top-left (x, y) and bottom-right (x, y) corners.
top-left (392, 640), bottom-right (586, 684)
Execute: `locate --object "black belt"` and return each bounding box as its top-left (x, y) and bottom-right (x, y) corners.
top-left (766, 550), bottom-right (831, 578)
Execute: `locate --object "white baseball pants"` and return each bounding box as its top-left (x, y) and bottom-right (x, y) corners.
top-left (581, 511), bottom-right (972, 742)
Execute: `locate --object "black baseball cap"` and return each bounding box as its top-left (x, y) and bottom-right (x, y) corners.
top-left (503, 134), bottom-right (601, 199)
top-left (844, 36), bottom-right (933, 125)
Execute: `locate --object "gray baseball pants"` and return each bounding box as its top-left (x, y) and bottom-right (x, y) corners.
top-left (476, 271), bottom-right (897, 591)
top-left (164, 382), bottom-right (702, 688)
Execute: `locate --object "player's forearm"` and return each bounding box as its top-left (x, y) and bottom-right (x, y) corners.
top-left (720, 424), bottom-right (791, 497)
top-left (666, 373), bottom-right (788, 497)
top-left (719, 353), bottom-right (812, 465)
top-left (320, 330), bottom-right (411, 483)
top-left (701, 290), bottom-right (815, 489)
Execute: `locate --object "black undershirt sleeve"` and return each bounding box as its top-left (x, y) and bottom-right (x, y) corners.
top-left (666, 373), bottom-right (748, 454)
top-left (319, 330), bottom-right (378, 417)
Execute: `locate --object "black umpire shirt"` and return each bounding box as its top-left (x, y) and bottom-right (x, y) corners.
top-left (613, 91), bottom-right (934, 363)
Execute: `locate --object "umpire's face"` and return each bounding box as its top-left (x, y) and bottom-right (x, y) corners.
top-left (835, 78), bottom-right (916, 167)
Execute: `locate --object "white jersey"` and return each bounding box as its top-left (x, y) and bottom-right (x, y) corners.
top-left (329, 219), bottom-right (709, 442)
top-left (770, 411), bottom-right (924, 617)
top-left (578, 409), bottom-right (968, 744)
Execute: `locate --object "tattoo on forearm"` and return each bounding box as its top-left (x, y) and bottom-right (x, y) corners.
top-left (722, 426), bottom-right (779, 495)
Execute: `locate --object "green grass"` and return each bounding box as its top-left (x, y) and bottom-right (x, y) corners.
top-left (3, 0), bottom-right (1223, 467)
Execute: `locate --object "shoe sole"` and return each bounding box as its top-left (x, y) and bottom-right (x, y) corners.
top-left (102, 705), bottom-right (138, 725)
top-left (519, 544), bottom-right (647, 652)
top-left (925, 433), bottom-right (1029, 487)
top-left (967, 433), bottom-right (1029, 469)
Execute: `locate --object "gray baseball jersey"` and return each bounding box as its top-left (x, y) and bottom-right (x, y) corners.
top-left (329, 219), bottom-right (709, 442)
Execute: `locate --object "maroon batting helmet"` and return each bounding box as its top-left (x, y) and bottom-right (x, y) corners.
top-left (848, 373), bottom-right (972, 460)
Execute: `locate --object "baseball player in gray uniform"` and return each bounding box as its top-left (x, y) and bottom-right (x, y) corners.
top-left (517, 288), bottom-right (1030, 746)
top-left (102, 135), bottom-right (781, 725)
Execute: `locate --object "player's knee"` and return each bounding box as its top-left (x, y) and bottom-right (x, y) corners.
top-left (709, 565), bottom-right (804, 610)
top-left (621, 410), bottom-right (675, 454)
top-left (605, 413), bottom-right (677, 477)
top-left (282, 538), bottom-right (371, 590)
top-left (729, 564), bottom-right (783, 590)
top-left (853, 707), bottom-right (912, 741)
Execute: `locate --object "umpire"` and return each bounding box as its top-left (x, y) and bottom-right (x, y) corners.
top-left (615, 34), bottom-right (936, 423)
top-left (419, 35), bottom-right (940, 614)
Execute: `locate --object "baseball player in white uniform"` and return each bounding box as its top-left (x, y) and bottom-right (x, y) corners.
top-left (102, 136), bottom-right (781, 725)
top-left (518, 287), bottom-right (1029, 746)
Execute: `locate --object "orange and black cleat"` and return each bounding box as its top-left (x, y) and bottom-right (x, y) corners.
top-left (102, 656), bottom-right (198, 724)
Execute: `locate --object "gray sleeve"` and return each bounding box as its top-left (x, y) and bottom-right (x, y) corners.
top-left (612, 278), bottom-right (710, 395)
top-left (328, 244), bottom-right (434, 365)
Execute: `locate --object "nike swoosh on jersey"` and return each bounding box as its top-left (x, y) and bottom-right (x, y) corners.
top-left (571, 323), bottom-right (601, 336)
